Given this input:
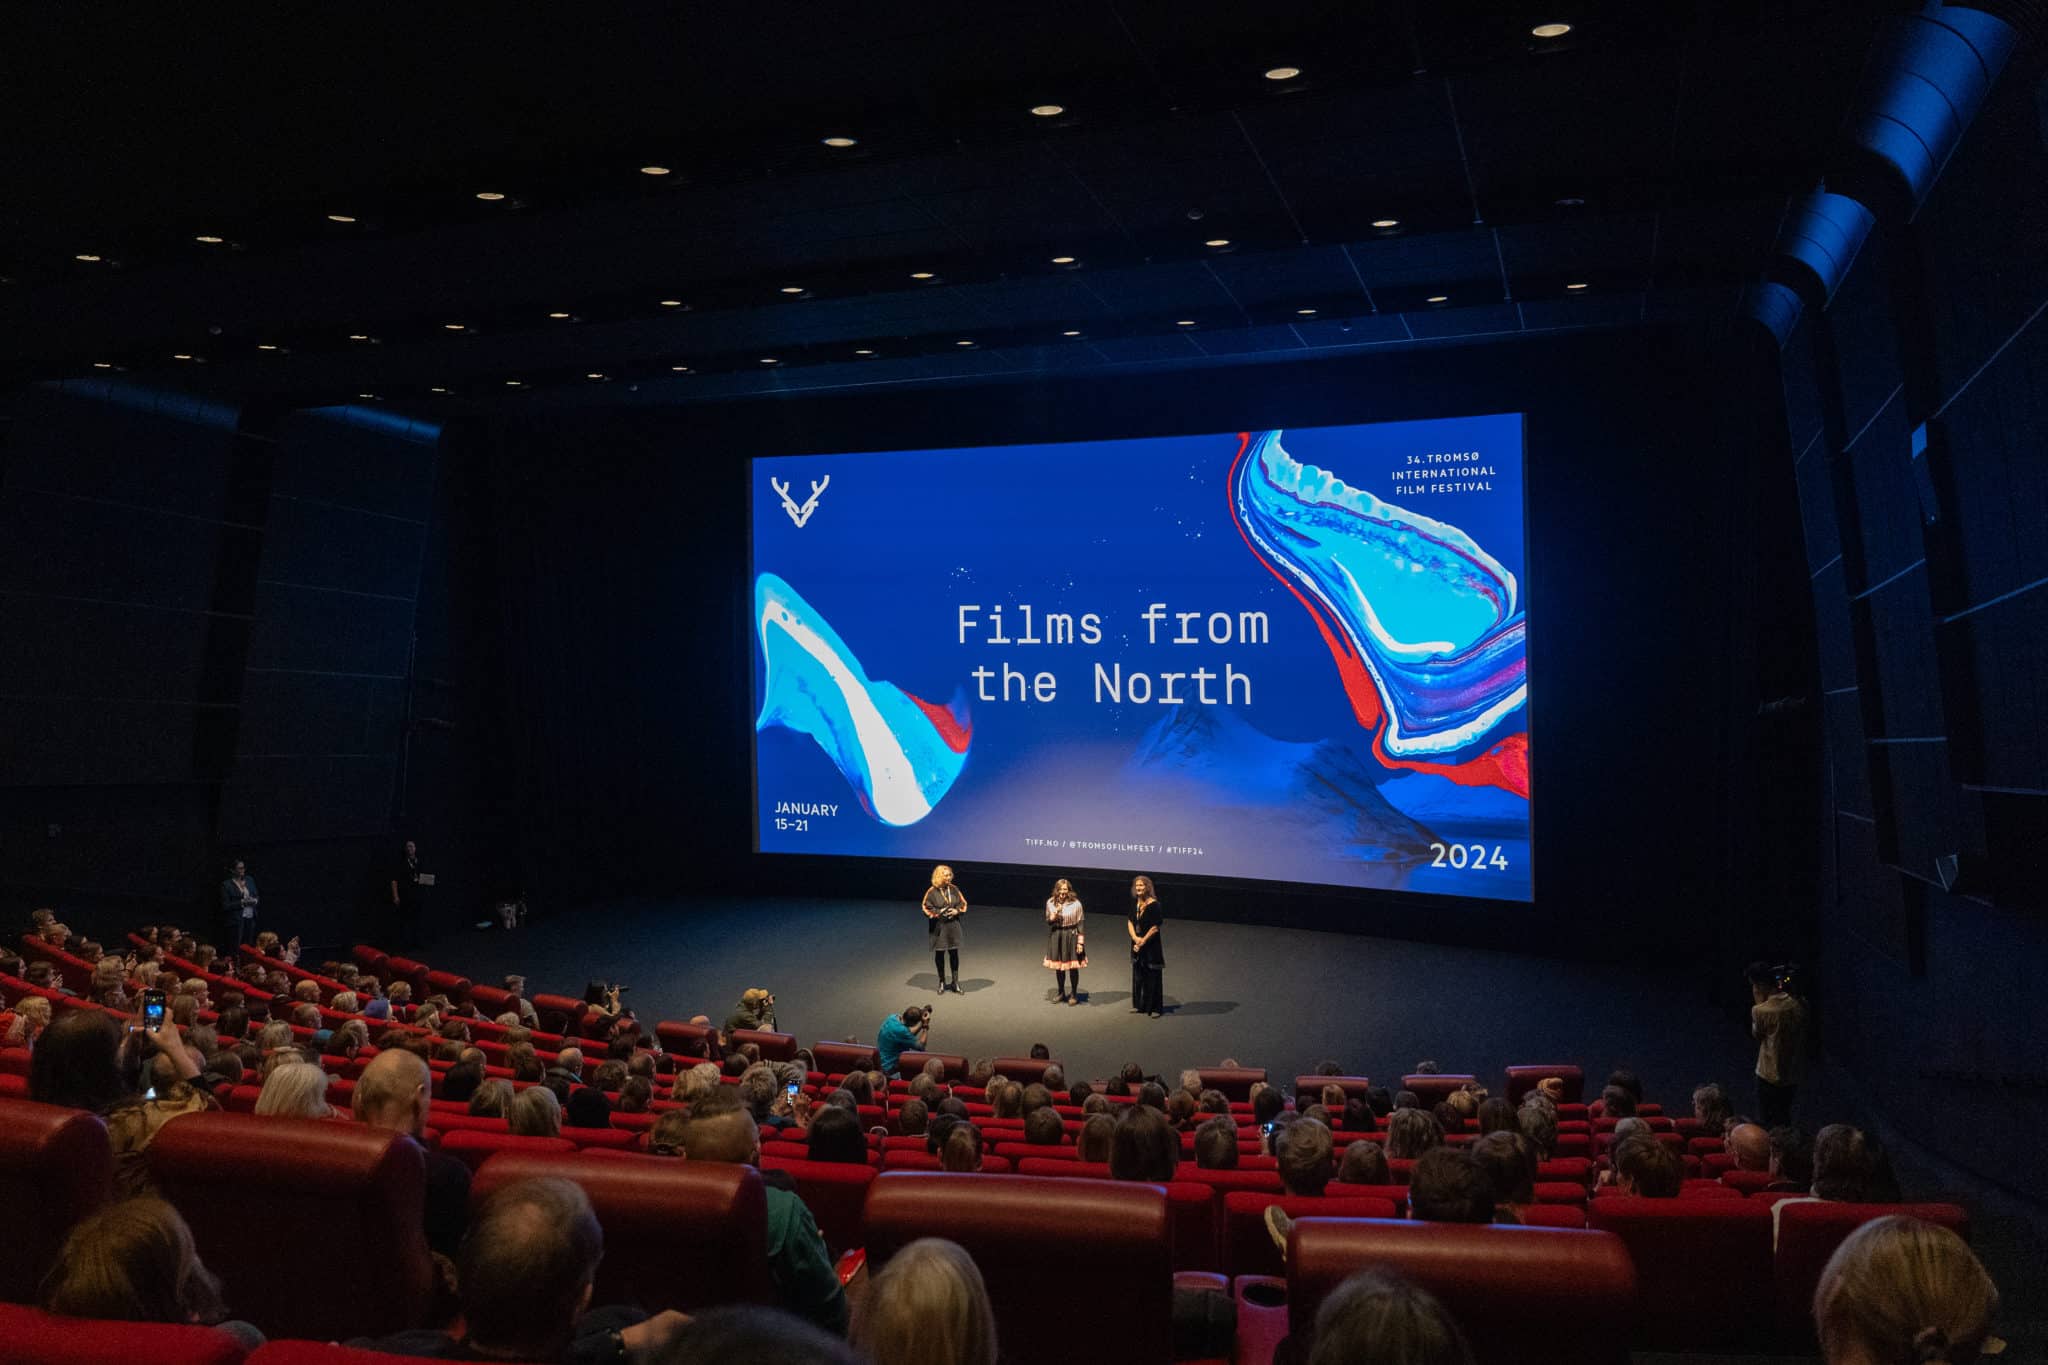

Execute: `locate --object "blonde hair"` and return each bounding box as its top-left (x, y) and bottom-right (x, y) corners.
top-left (930, 864), bottom-right (954, 887)
top-left (855, 1238), bottom-right (997, 1365)
top-left (5, 996), bottom-right (53, 1044)
top-left (1815, 1216), bottom-right (1997, 1365)
top-left (507, 1084), bottom-right (562, 1137)
top-left (253, 1061), bottom-right (334, 1120)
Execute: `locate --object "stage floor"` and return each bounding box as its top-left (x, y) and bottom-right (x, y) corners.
top-left (409, 896), bottom-right (1758, 1104)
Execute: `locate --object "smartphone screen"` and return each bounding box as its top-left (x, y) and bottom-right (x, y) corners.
top-left (786, 1082), bottom-right (801, 1096)
top-left (1261, 1121), bottom-right (1276, 1137)
top-left (142, 989), bottom-right (167, 1029)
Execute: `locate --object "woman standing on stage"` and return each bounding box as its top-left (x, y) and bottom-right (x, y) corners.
top-left (1129, 875), bottom-right (1164, 1018)
top-left (923, 865), bottom-right (967, 995)
top-left (1044, 879), bottom-right (1085, 1006)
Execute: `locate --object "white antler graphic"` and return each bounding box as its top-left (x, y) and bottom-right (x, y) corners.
top-left (771, 475), bottom-right (830, 528)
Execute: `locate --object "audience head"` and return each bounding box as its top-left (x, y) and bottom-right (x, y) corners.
top-left (852, 1237), bottom-right (997, 1365)
top-left (1076, 1113), bottom-right (1117, 1163)
top-left (1470, 1130), bottom-right (1539, 1206)
top-left (1517, 1099), bottom-right (1559, 1157)
top-left (1166, 1090), bottom-right (1197, 1130)
top-left (1475, 1097), bottom-right (1516, 1136)
top-left (1407, 1148), bottom-right (1496, 1224)
top-left (897, 1097), bottom-right (930, 1136)
top-left (1614, 1133), bottom-right (1684, 1198)
top-left (506, 1084), bottom-right (562, 1138)
top-left (458, 1178), bottom-right (603, 1359)
top-left (1812, 1124), bottom-right (1897, 1202)
top-left (1194, 1115), bottom-right (1239, 1170)
top-left (1386, 1107), bottom-right (1444, 1160)
top-left (1020, 1082), bottom-right (1052, 1115)
top-left (470, 1078), bottom-right (514, 1118)
top-left (1306, 1271), bottom-right (1476, 1365)
top-left (1109, 1102), bottom-right (1180, 1182)
top-left (564, 1087), bottom-right (612, 1130)
top-left (1366, 1085), bottom-right (1394, 1118)
top-left (39, 1197), bottom-right (229, 1326)
top-left (938, 1121), bottom-right (983, 1173)
top-left (27, 1010), bottom-right (132, 1113)
top-left (1337, 1138), bottom-right (1391, 1186)
top-left (805, 1104), bottom-right (868, 1164)
top-left (1028, 1042), bottom-right (1051, 1061)
top-left (254, 1061), bottom-right (333, 1119)
top-left (1600, 1083), bottom-right (1637, 1118)
top-left (1136, 1081), bottom-right (1167, 1113)
top-left (1727, 1121), bottom-right (1771, 1172)
top-left (1691, 1082), bottom-right (1733, 1135)
top-left (1813, 1215), bottom-right (1998, 1365)
top-left (354, 1049), bottom-right (431, 1136)
top-left (1024, 1106), bottom-right (1064, 1146)
top-left (1197, 1088), bottom-right (1229, 1116)
top-left (1393, 1089), bottom-right (1420, 1111)
top-left (1770, 1125), bottom-right (1815, 1188)
top-left (1277, 1115), bottom-right (1335, 1196)
top-left (681, 1089), bottom-right (759, 1165)
top-left (648, 1110), bottom-right (692, 1157)
top-left (1431, 1100), bottom-right (1461, 1136)
top-left (1251, 1085), bottom-right (1284, 1126)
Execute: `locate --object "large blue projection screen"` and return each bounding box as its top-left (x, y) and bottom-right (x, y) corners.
top-left (750, 415), bottom-right (1531, 902)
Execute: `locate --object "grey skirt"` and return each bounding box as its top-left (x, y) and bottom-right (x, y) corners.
top-left (1044, 924), bottom-right (1083, 970)
top-left (928, 914), bottom-right (964, 950)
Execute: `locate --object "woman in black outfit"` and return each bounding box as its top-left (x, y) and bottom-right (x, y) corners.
top-left (1128, 875), bottom-right (1164, 1018)
top-left (922, 864), bottom-right (967, 994)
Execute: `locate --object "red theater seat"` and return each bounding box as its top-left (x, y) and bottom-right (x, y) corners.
top-left (1400, 1073), bottom-right (1477, 1106)
top-left (349, 945), bottom-right (389, 980)
top-left (990, 1056), bottom-right (1058, 1085)
top-left (440, 1130), bottom-right (579, 1170)
top-left (1292, 1075), bottom-right (1371, 1104)
top-left (1286, 1218), bottom-right (1636, 1365)
top-left (1178, 1166), bottom-right (1284, 1197)
top-left (757, 1155), bottom-right (878, 1255)
top-left (897, 1050), bottom-right (967, 1080)
top-left (1773, 1202), bottom-right (1970, 1346)
top-left (1586, 1195), bottom-right (1774, 1349)
top-left (467, 983), bottom-right (514, 1017)
top-left (0, 1303), bottom-right (249, 1365)
top-left (1223, 1193), bottom-right (1401, 1276)
top-left (532, 993), bottom-right (588, 1035)
top-left (813, 1041), bottom-right (878, 1075)
top-left (1721, 1168), bottom-right (1778, 1195)
top-left (0, 1098), bottom-right (112, 1304)
top-left (1505, 1064), bottom-right (1585, 1104)
top-left (729, 1027), bottom-right (798, 1061)
top-left (1324, 1182), bottom-right (1409, 1213)
top-left (1515, 1204), bottom-right (1588, 1228)
top-left (471, 1151), bottom-right (772, 1314)
top-left (1195, 1066), bottom-right (1267, 1101)
top-left (382, 957), bottom-right (430, 995)
top-left (245, 1346), bottom-right (456, 1365)
top-left (864, 1173), bottom-right (1174, 1364)
top-left (145, 1114), bottom-right (433, 1342)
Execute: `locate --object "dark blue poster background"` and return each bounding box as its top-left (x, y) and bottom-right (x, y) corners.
top-left (750, 414), bottom-right (1532, 902)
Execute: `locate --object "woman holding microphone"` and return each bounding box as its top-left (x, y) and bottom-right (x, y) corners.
top-left (922, 864), bottom-right (967, 994)
top-left (1044, 878), bottom-right (1085, 1005)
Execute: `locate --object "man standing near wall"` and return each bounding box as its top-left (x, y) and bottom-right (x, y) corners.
top-left (1749, 961), bottom-right (1807, 1127)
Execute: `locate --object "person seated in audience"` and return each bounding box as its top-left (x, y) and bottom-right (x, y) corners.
top-left (618, 1077), bottom-right (652, 1114)
top-left (1692, 1081), bottom-right (1733, 1136)
top-left (327, 989), bottom-right (359, 1015)
top-left (1277, 1115), bottom-right (1336, 1196)
top-left (1135, 1080), bottom-right (1169, 1112)
top-left (646, 1109), bottom-right (692, 1156)
top-left (988, 1079), bottom-right (1024, 1119)
top-left (24, 960), bottom-right (73, 996)
top-left (1768, 1124), bottom-right (1813, 1190)
top-left (512, 1053), bottom-right (547, 1084)
top-left (1116, 1061), bottom-right (1146, 1095)
top-left (497, 974), bottom-right (540, 1028)
top-left (1813, 1215), bottom-right (2000, 1365)
top-left (1407, 1148), bottom-right (1502, 1224)
top-left (906, 1072), bottom-right (944, 1108)
top-left (565, 1086), bottom-right (613, 1130)
top-left (1724, 1120), bottom-right (1771, 1172)
top-left (1474, 1096), bottom-right (1517, 1136)
top-left (4, 994), bottom-right (51, 1046)
top-left (39, 1196), bottom-right (265, 1350)
top-left (350, 1177), bottom-right (688, 1361)
top-left (1385, 1107), bottom-right (1444, 1159)
top-left (965, 1058), bottom-right (995, 1090)
top-left (88, 957), bottom-right (130, 1010)
top-left (1294, 1270), bottom-right (1475, 1365)
top-left (803, 1104), bottom-right (866, 1164)
top-left (1445, 1090), bottom-right (1478, 1129)
top-left (1079, 1092), bottom-right (1111, 1117)
top-left (1251, 1084), bottom-right (1285, 1127)
top-left (352, 1048), bottom-right (472, 1258)
top-left (1300, 1103), bottom-right (1335, 1131)
top-left (725, 987), bottom-right (778, 1036)
top-left (589, 1059), bottom-right (628, 1094)
top-left (1040, 1062), bottom-right (1067, 1097)
top-left (852, 1237), bottom-right (998, 1365)
top-left (740, 1064), bottom-right (796, 1132)
top-left (1015, 1081), bottom-right (1049, 1115)
top-left (507, 1084), bottom-right (563, 1137)
top-left (1612, 1132), bottom-right (1684, 1197)
top-left (1022, 1106), bottom-right (1064, 1146)
top-left (1110, 1102), bottom-right (1181, 1182)
top-left (1076, 1112), bottom-right (1116, 1162)
top-left (1337, 1138), bottom-right (1391, 1187)
top-left (1594, 1068), bottom-right (1643, 1114)
top-left (679, 1089), bottom-right (850, 1333)
top-left (254, 1059), bottom-right (335, 1119)
top-left (1392, 1089), bottom-right (1420, 1111)
top-left (1166, 1089), bottom-right (1201, 1131)
top-left (1195, 1114), bottom-right (1239, 1170)
top-left (1599, 1082), bottom-right (1637, 1119)
top-left (1810, 1123), bottom-right (1899, 1202)
top-left (1030, 1042), bottom-right (1052, 1061)
top-left (1196, 1087), bottom-right (1229, 1116)
top-left (1413, 1059), bottom-right (1440, 1075)
top-left (30, 1009), bottom-right (214, 1195)
top-left (1470, 1130), bottom-right (1539, 1216)
top-left (938, 1121), bottom-right (984, 1173)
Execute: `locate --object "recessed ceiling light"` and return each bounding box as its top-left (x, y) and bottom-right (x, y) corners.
top-left (443, 322), bottom-right (466, 331)
top-left (92, 361), bottom-right (112, 369)
top-left (172, 353), bottom-right (193, 361)
top-left (1531, 22), bottom-right (1572, 38)
top-left (475, 191), bottom-right (507, 201)
top-left (1566, 281), bottom-right (1589, 290)
top-left (821, 136), bottom-right (858, 148)
top-left (504, 379), bottom-right (522, 386)
top-left (639, 165), bottom-right (671, 176)
top-left (779, 286), bottom-right (805, 295)
top-left (1050, 255), bottom-right (1076, 265)
top-left (358, 393), bottom-right (376, 400)
top-left (659, 299), bottom-right (683, 307)
top-left (1297, 307), bottom-right (1318, 316)
top-left (956, 339), bottom-right (974, 346)
top-left (761, 357), bottom-right (780, 365)
top-left (1177, 319), bottom-right (1197, 326)
top-left (74, 253), bottom-right (102, 262)
top-left (1061, 329), bottom-right (1083, 337)
top-left (256, 343), bottom-right (279, 351)
top-left (671, 365), bottom-right (691, 372)
top-left (1426, 294), bottom-right (1449, 303)
top-left (1205, 238), bottom-right (1231, 248)
top-left (326, 214), bottom-right (357, 224)
top-left (547, 311), bottom-right (571, 320)
top-left (910, 271), bottom-right (936, 280)
top-left (1371, 218), bottom-right (1400, 229)
top-left (1555, 196), bottom-right (1586, 208)
top-left (194, 234), bottom-right (224, 244)
top-left (1030, 103), bottom-right (1065, 117)
top-left (855, 348), bottom-right (875, 355)
top-left (348, 333), bottom-right (369, 341)
top-left (1264, 66), bottom-right (1302, 81)
top-left (430, 386), bottom-right (448, 394)
top-left (586, 372), bottom-right (605, 380)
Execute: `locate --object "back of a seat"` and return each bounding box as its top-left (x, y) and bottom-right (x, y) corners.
top-left (532, 993), bottom-right (589, 1035)
top-left (1399, 1073), bottom-right (1477, 1106)
top-left (757, 1154), bottom-right (877, 1255)
top-left (865, 1173), bottom-right (1174, 1364)
top-left (990, 1056), bottom-right (1057, 1085)
top-left (729, 1028), bottom-right (798, 1062)
top-left (349, 945), bottom-right (390, 980)
top-left (0, 1302), bottom-right (248, 1365)
top-left (245, 1344), bottom-right (453, 1365)
top-left (897, 1050), bottom-right (967, 1080)
top-left (1292, 1075), bottom-right (1371, 1105)
top-left (146, 1114), bottom-right (433, 1342)
top-left (381, 957), bottom-right (431, 995)
top-left (813, 1041), bottom-right (878, 1075)
top-left (0, 1099), bottom-right (112, 1304)
top-left (1178, 1165), bottom-right (1283, 1196)
top-left (439, 1129), bottom-right (579, 1170)
top-left (1505, 1065), bottom-right (1585, 1104)
top-left (1195, 1067), bottom-right (1266, 1100)
top-left (1774, 1202), bottom-right (1969, 1343)
top-left (1287, 1218), bottom-right (1636, 1365)
top-left (471, 1151), bottom-right (772, 1314)
top-left (1223, 1193), bottom-right (1400, 1276)
top-left (1586, 1196), bottom-right (1773, 1348)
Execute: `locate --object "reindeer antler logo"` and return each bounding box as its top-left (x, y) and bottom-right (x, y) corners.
top-left (770, 475), bottom-right (830, 528)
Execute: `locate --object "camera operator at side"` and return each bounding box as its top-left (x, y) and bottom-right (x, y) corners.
top-left (877, 1004), bottom-right (931, 1079)
top-left (1748, 961), bottom-right (1808, 1127)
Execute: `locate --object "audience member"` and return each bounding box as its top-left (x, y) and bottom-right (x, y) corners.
top-left (1770, 1125), bottom-right (1814, 1190)
top-left (1195, 1115), bottom-right (1239, 1170)
top-left (1076, 1113), bottom-right (1116, 1163)
top-left (4, 995), bottom-right (51, 1046)
top-left (507, 1084), bottom-right (563, 1138)
top-left (805, 1105), bottom-right (868, 1164)
top-left (1811, 1124), bottom-right (1898, 1202)
top-left (470, 1079), bottom-right (514, 1118)
top-left (1300, 1271), bottom-right (1475, 1365)
top-left (1406, 1149), bottom-right (1497, 1224)
top-left (1336, 1139), bottom-right (1391, 1187)
top-left (1470, 1130), bottom-right (1539, 1209)
top-left (1692, 1082), bottom-right (1733, 1136)
top-left (896, 1097), bottom-right (930, 1136)
top-left (1365, 1085), bottom-right (1394, 1118)
top-left (938, 1122), bottom-right (983, 1173)
top-left (1474, 1097), bottom-right (1516, 1136)
top-left (1029, 1042), bottom-right (1051, 1061)
top-left (851, 1238), bottom-right (997, 1365)
top-left (1613, 1132), bottom-right (1684, 1197)
top-left (724, 988), bottom-right (777, 1034)
top-left (648, 1110), bottom-right (691, 1157)
top-left (1023, 1106), bottom-right (1064, 1146)
top-left (1392, 1090), bottom-right (1420, 1111)
top-left (1251, 1085), bottom-right (1285, 1127)
top-left (348, 1178), bottom-right (688, 1360)
top-left (39, 1197), bottom-right (264, 1349)
top-left (619, 1077), bottom-right (652, 1114)
top-left (29, 1009), bottom-right (214, 1195)
top-left (1197, 1088), bottom-right (1229, 1116)
top-left (564, 1087), bottom-right (613, 1131)
top-left (678, 1091), bottom-right (849, 1334)
top-left (1385, 1108), bottom-right (1443, 1160)
top-left (1276, 1117), bottom-right (1335, 1196)
top-left (1727, 1121), bottom-right (1771, 1172)
top-left (1599, 1083), bottom-right (1637, 1119)
top-left (1813, 1216), bottom-right (1999, 1365)
top-left (253, 1060), bottom-right (334, 1119)
top-left (353, 1049), bottom-right (472, 1258)
top-left (1109, 1103), bottom-right (1180, 1182)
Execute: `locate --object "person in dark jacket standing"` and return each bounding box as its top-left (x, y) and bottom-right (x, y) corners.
top-left (1129, 875), bottom-right (1164, 1018)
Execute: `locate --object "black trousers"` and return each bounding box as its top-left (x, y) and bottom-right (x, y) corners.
top-left (1132, 961), bottom-right (1163, 1013)
top-left (1054, 968), bottom-right (1081, 997)
top-left (1758, 1077), bottom-right (1797, 1128)
top-left (933, 948), bottom-right (959, 983)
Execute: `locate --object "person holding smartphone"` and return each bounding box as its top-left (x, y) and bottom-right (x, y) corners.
top-left (26, 1000), bottom-right (216, 1195)
top-left (922, 865), bottom-right (967, 994)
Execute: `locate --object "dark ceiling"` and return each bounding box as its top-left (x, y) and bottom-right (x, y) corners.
top-left (0, 1), bottom-right (1905, 411)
